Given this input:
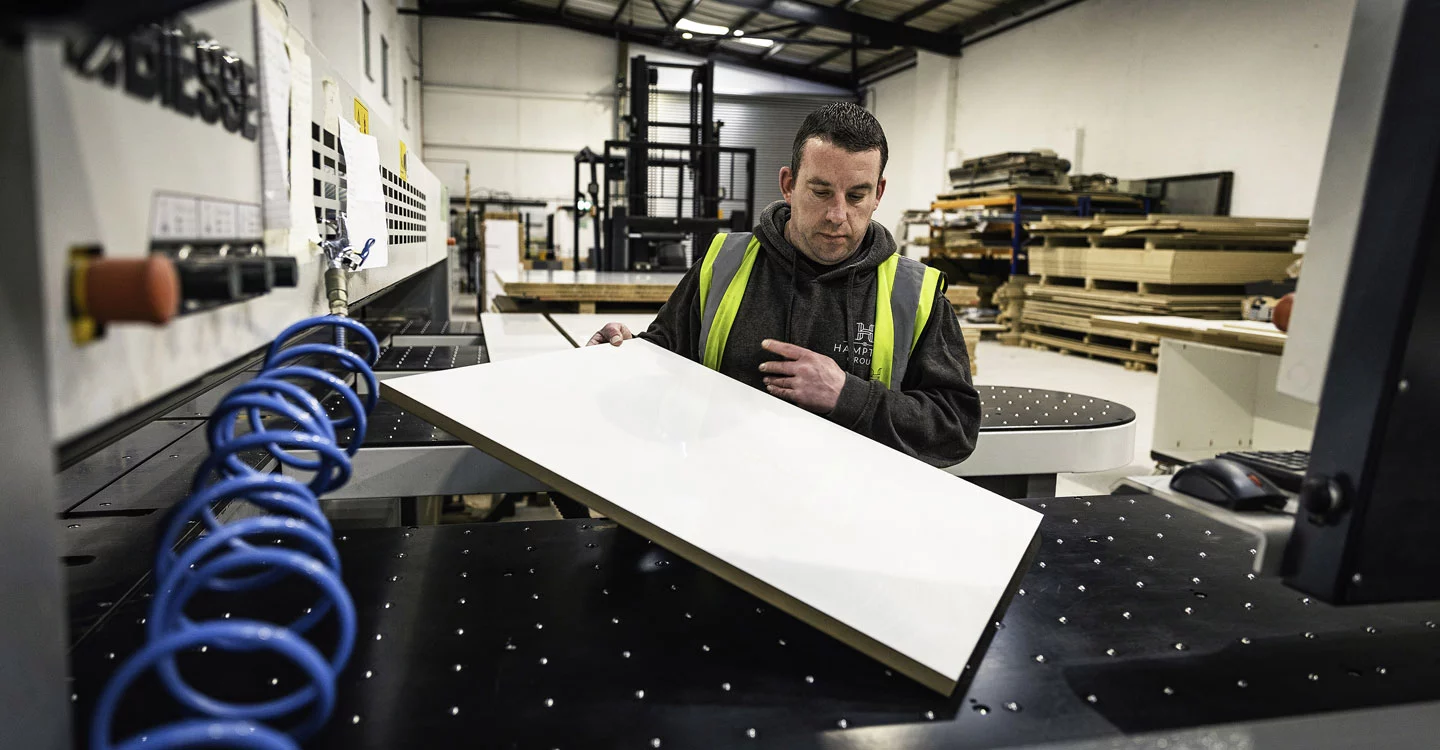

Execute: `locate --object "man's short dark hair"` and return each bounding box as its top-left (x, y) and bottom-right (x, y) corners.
top-left (790, 102), bottom-right (889, 179)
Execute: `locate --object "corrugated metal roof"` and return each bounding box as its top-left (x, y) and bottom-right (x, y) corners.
top-left (564, 0), bottom-right (620, 19)
top-left (421, 0), bottom-right (1046, 85)
top-left (767, 47), bottom-right (820, 66)
top-left (684, 3), bottom-right (750, 26)
top-left (912, 1), bottom-right (1001, 31)
top-left (854, 0), bottom-right (915, 18)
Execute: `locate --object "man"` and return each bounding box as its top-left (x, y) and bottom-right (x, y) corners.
top-left (588, 102), bottom-right (980, 467)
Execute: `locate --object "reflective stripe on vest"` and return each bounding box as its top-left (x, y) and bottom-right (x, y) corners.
top-left (697, 232), bottom-right (942, 389)
top-left (698, 232), bottom-right (763, 371)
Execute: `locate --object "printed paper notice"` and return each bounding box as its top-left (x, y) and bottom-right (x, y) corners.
top-left (337, 118), bottom-right (388, 269)
top-left (256, 7), bottom-right (291, 231)
top-left (288, 44), bottom-right (320, 256)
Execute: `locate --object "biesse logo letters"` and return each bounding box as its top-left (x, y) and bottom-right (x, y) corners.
top-left (65, 19), bottom-right (260, 142)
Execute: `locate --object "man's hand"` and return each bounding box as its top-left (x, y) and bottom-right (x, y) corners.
top-left (759, 339), bottom-right (847, 414)
top-left (587, 322), bottom-right (635, 347)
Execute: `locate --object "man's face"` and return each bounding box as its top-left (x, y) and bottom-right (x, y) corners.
top-left (780, 137), bottom-right (887, 265)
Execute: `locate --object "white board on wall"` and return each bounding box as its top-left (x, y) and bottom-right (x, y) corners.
top-left (483, 218), bottom-right (521, 311)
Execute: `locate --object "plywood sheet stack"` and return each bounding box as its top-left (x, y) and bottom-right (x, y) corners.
top-left (928, 210), bottom-right (1017, 262)
top-left (1093, 316), bottom-right (1287, 355)
top-left (945, 283), bottom-right (982, 309)
top-left (945, 150), bottom-right (1072, 195)
top-left (993, 275), bottom-right (1036, 346)
top-left (1018, 215), bottom-right (1306, 370)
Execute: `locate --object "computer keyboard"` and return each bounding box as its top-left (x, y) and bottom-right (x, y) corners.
top-left (1215, 450), bottom-right (1309, 493)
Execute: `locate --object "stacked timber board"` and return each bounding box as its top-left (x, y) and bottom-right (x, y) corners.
top-left (1093, 316), bottom-right (1287, 355)
top-left (493, 270), bottom-right (683, 313)
top-left (1027, 215), bottom-right (1304, 287)
top-left (944, 150), bottom-right (1072, 195)
top-left (994, 275), bottom-right (1036, 345)
top-left (946, 283), bottom-right (982, 309)
top-left (1018, 215), bottom-right (1304, 370)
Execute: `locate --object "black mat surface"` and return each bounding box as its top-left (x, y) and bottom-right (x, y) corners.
top-left (373, 345), bottom-right (486, 372)
top-left (68, 495), bottom-right (1440, 749)
top-left (57, 420), bottom-right (202, 513)
top-left (977, 386), bottom-right (1134, 431)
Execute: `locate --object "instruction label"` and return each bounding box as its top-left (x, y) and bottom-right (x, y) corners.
top-left (353, 97), bottom-right (370, 134)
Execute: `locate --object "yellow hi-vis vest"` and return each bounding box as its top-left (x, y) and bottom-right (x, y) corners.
top-left (696, 232), bottom-right (943, 389)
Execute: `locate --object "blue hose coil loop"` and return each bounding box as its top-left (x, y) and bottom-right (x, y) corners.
top-left (91, 316), bottom-right (379, 750)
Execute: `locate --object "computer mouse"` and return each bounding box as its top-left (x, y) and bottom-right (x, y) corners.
top-left (1170, 458), bottom-right (1287, 511)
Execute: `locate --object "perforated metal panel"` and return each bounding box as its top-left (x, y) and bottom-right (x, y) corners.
top-left (310, 122), bottom-right (430, 250)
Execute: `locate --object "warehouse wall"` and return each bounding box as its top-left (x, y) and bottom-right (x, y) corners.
top-left (419, 19), bottom-right (851, 204)
top-left (420, 20), bottom-right (615, 203)
top-left (280, 0), bottom-right (422, 151)
top-left (866, 54), bottom-right (955, 234)
top-left (869, 0), bottom-right (1357, 220)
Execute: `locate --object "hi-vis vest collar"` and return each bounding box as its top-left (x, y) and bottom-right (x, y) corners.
top-left (697, 232), bottom-right (942, 389)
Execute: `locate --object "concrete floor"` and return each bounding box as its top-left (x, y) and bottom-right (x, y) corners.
top-left (973, 340), bottom-right (1160, 497)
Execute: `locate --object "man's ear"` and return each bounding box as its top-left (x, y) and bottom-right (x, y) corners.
top-left (779, 166), bottom-right (795, 203)
top-left (875, 176), bottom-right (887, 204)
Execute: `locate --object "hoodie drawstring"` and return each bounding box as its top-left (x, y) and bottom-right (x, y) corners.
top-left (785, 252), bottom-right (798, 345)
top-left (844, 265), bottom-right (857, 375)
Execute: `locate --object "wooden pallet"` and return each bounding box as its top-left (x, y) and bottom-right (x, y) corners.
top-left (1020, 310), bottom-right (1162, 345)
top-left (931, 245), bottom-right (1016, 260)
top-left (1025, 298), bottom-right (1244, 323)
top-left (1024, 288), bottom-right (1245, 318)
top-left (1033, 231), bottom-right (1298, 251)
top-left (1034, 273), bottom-right (1251, 296)
top-left (1029, 247), bottom-right (1296, 286)
top-left (1019, 329), bottom-right (1159, 371)
top-left (946, 284), bottom-right (982, 308)
top-left (494, 270), bottom-right (682, 313)
top-left (1029, 214), bottom-right (1309, 237)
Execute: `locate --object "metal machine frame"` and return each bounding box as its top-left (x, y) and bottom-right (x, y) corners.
top-left (1282, 0), bottom-right (1440, 605)
top-left (573, 55), bottom-right (756, 272)
top-left (19, 0), bottom-right (1440, 747)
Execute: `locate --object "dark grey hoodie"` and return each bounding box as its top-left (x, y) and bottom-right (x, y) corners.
top-left (638, 200), bottom-right (980, 467)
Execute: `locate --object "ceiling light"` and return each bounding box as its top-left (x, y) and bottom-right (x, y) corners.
top-left (682, 32), bottom-right (694, 39)
top-left (733, 29), bottom-right (744, 37)
top-left (676, 18), bottom-right (730, 36)
top-left (737, 37), bottom-right (775, 48)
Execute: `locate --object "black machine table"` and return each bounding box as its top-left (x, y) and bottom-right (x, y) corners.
top-left (68, 495), bottom-right (1440, 748)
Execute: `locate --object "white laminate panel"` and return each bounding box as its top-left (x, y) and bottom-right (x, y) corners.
top-left (547, 313), bottom-right (659, 346)
top-left (479, 313), bottom-right (573, 364)
top-left (381, 340), bottom-right (1042, 694)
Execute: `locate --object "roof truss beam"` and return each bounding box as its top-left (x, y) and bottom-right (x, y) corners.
top-left (408, 1), bottom-right (856, 88)
top-left (705, 0), bottom-right (963, 55)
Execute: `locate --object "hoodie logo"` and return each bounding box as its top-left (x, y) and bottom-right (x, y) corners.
top-left (854, 323), bottom-right (875, 345)
top-left (834, 323), bottom-right (874, 368)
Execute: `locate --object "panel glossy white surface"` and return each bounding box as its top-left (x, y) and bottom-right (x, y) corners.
top-left (382, 340), bottom-right (1042, 694)
top-left (479, 313), bottom-right (573, 364)
top-left (547, 313), bottom-right (658, 346)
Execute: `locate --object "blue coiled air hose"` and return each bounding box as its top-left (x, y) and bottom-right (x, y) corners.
top-left (90, 315), bottom-right (380, 750)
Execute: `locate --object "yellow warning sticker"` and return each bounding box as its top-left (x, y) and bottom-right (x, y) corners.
top-left (353, 98), bottom-right (370, 134)
top-left (399, 140), bottom-right (408, 181)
